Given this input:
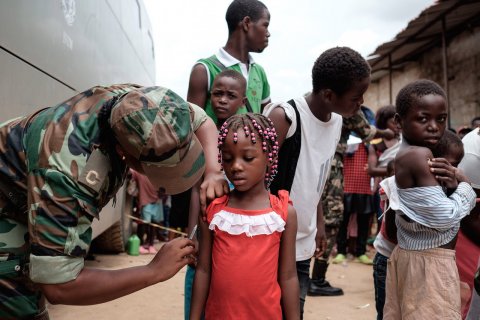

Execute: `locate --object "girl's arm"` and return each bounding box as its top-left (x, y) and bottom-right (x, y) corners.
top-left (367, 144), bottom-right (387, 177)
top-left (278, 204), bottom-right (300, 320)
top-left (190, 215), bottom-right (213, 320)
top-left (187, 179), bottom-right (202, 249)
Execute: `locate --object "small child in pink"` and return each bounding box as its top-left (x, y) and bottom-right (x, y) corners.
top-left (190, 114), bottom-right (299, 320)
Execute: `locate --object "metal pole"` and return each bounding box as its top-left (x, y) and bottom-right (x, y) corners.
top-left (389, 54), bottom-right (393, 105)
top-left (441, 17), bottom-right (451, 128)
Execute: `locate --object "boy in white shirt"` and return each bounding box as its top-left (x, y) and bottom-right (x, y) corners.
top-left (265, 46), bottom-right (371, 318)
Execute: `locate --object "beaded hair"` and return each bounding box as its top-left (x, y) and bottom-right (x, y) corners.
top-left (217, 113), bottom-right (279, 189)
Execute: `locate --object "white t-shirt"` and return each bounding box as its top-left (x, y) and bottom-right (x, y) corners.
top-left (264, 97), bottom-right (342, 261)
top-left (459, 127), bottom-right (480, 189)
top-left (373, 232), bottom-right (396, 258)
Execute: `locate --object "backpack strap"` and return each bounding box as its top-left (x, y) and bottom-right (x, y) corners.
top-left (269, 99), bottom-right (301, 194)
top-left (210, 55), bottom-right (225, 71)
top-left (209, 56), bottom-right (254, 113)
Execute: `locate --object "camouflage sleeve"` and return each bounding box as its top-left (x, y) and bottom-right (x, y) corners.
top-left (27, 168), bottom-right (97, 284)
top-left (19, 87), bottom-right (134, 284)
top-left (188, 103), bottom-right (208, 131)
top-left (344, 109), bottom-right (377, 142)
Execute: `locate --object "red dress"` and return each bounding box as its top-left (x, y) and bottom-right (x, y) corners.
top-left (205, 191), bottom-right (291, 320)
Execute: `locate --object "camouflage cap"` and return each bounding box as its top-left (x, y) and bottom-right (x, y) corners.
top-left (110, 86), bottom-right (205, 194)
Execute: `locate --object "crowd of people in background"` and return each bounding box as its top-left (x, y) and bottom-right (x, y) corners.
top-left (125, 1), bottom-right (480, 319)
top-left (1, 0), bottom-right (479, 319)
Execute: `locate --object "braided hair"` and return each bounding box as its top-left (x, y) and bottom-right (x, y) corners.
top-left (97, 95), bottom-right (127, 196)
top-left (217, 113), bottom-right (279, 189)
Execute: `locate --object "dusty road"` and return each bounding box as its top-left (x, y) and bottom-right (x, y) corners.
top-left (49, 244), bottom-right (376, 320)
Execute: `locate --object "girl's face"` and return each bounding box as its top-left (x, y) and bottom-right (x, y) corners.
top-left (221, 128), bottom-right (268, 193)
top-left (398, 94), bottom-right (447, 149)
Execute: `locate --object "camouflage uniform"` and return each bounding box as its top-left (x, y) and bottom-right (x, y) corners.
top-left (319, 109), bottom-right (376, 261)
top-left (0, 84), bottom-right (207, 318)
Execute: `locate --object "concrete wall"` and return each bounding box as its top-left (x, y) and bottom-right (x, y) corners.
top-left (365, 25), bottom-right (480, 130)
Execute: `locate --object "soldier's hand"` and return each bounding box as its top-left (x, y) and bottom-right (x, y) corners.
top-left (148, 237), bottom-right (195, 281)
top-left (199, 171), bottom-right (229, 218)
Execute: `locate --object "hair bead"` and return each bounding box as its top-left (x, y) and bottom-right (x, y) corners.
top-left (217, 113), bottom-right (280, 189)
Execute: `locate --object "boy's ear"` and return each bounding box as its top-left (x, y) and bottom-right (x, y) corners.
top-left (322, 88), bottom-right (334, 103)
top-left (394, 113), bottom-right (402, 130)
top-left (242, 16), bottom-right (251, 32)
top-left (242, 96), bottom-right (247, 106)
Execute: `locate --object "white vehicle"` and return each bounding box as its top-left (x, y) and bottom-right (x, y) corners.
top-left (0, 0), bottom-right (156, 252)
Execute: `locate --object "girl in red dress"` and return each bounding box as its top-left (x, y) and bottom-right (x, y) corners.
top-left (190, 114), bottom-right (300, 320)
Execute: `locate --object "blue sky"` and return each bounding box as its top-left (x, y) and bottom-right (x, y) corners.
top-left (144, 0), bottom-right (434, 102)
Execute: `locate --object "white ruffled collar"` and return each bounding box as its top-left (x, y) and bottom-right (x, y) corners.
top-left (209, 209), bottom-right (286, 237)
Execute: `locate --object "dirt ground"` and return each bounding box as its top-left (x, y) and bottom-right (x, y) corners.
top-left (48, 243), bottom-right (377, 320)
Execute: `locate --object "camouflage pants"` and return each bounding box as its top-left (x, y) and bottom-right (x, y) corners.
top-left (319, 153), bottom-right (344, 261)
top-left (322, 153), bottom-right (344, 228)
top-left (0, 218), bottom-right (48, 319)
top-left (318, 226), bottom-right (339, 262)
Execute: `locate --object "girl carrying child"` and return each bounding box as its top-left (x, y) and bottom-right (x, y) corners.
top-left (375, 130), bottom-right (465, 320)
top-left (190, 113), bottom-right (300, 319)
top-left (382, 80), bottom-right (476, 319)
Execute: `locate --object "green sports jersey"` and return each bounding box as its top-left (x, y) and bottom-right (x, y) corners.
top-left (198, 54), bottom-right (270, 123)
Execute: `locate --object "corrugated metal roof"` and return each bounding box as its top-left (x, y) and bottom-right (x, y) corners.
top-left (367, 0), bottom-right (480, 77)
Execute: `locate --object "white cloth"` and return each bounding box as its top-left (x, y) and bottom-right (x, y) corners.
top-left (209, 209), bottom-right (285, 237)
top-left (377, 138), bottom-right (401, 167)
top-left (397, 182), bottom-right (475, 230)
top-left (379, 177), bottom-right (400, 211)
top-left (263, 101), bottom-right (297, 139)
top-left (459, 127), bottom-right (480, 189)
top-left (381, 176), bottom-right (476, 250)
top-left (264, 97), bottom-right (342, 260)
top-left (373, 232), bottom-right (396, 258)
